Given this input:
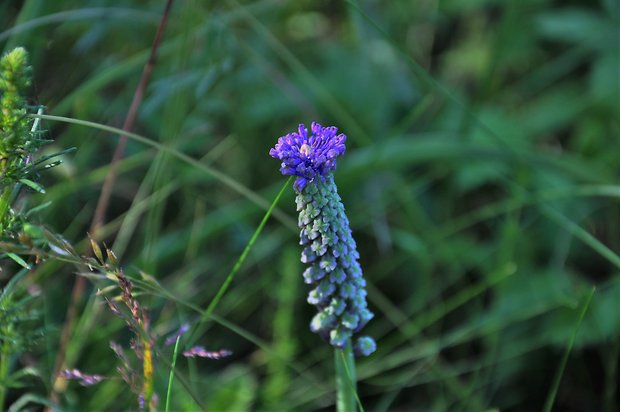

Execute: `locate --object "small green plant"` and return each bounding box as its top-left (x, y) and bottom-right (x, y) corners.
top-left (0, 268), bottom-right (46, 409)
top-left (1, 47), bottom-right (40, 239)
top-left (0, 47), bottom-right (39, 410)
top-left (0, 47), bottom-right (72, 258)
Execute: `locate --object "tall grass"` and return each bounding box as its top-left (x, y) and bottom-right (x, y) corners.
top-left (0, 0), bottom-right (618, 410)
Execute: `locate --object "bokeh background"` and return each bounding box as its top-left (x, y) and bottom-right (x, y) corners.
top-left (1, 0), bottom-right (619, 410)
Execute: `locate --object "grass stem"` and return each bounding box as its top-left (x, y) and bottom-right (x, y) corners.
top-left (164, 336), bottom-right (181, 412)
top-left (0, 338), bottom-right (10, 410)
top-left (542, 287), bottom-right (596, 412)
top-left (0, 186), bottom-right (11, 235)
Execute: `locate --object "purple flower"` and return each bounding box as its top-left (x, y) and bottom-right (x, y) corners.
top-left (269, 122), bottom-right (347, 191)
top-left (164, 323), bottom-right (190, 346)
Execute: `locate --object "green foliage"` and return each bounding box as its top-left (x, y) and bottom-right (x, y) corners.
top-left (0, 269), bottom-right (40, 355)
top-left (0, 0), bottom-right (618, 411)
top-left (206, 365), bottom-right (258, 411)
top-left (0, 268), bottom-right (45, 409)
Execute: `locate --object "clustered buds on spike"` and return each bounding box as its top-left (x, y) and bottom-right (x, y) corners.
top-left (0, 48), bottom-right (57, 241)
top-left (0, 47), bottom-right (32, 155)
top-left (270, 122), bottom-right (376, 356)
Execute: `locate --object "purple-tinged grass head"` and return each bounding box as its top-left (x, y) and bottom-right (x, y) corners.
top-left (269, 122), bottom-right (346, 191)
top-left (182, 346), bottom-right (233, 359)
top-left (59, 369), bottom-right (106, 386)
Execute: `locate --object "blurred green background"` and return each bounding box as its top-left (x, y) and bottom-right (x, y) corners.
top-left (1, 0), bottom-right (619, 410)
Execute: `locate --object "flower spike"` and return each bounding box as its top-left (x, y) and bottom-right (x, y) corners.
top-left (270, 122), bottom-right (375, 356)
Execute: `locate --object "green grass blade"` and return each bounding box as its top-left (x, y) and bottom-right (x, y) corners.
top-left (542, 287), bottom-right (596, 412)
top-left (165, 335), bottom-right (181, 412)
top-left (542, 206), bottom-right (620, 270)
top-left (189, 176), bottom-right (292, 342)
top-left (6, 253), bottom-right (31, 270)
top-left (0, 8), bottom-right (158, 43)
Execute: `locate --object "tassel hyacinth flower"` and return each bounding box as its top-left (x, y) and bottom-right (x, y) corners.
top-left (270, 122), bottom-right (376, 357)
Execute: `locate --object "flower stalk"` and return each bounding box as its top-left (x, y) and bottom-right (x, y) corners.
top-left (0, 330), bottom-right (11, 409)
top-left (335, 340), bottom-right (357, 412)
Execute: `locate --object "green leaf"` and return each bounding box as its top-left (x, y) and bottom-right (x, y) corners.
top-left (18, 178), bottom-right (45, 193)
top-left (8, 393), bottom-right (59, 412)
top-left (0, 268), bottom-right (29, 301)
top-left (6, 253), bottom-right (31, 269)
top-left (25, 202), bottom-right (51, 218)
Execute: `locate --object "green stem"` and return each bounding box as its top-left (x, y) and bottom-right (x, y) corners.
top-left (0, 186), bottom-right (12, 235)
top-left (335, 339), bottom-right (357, 412)
top-left (165, 336), bottom-right (181, 412)
top-left (0, 336), bottom-right (11, 410)
top-left (542, 287), bottom-right (595, 412)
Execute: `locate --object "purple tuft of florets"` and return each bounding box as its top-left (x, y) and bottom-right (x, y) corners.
top-left (269, 122), bottom-right (347, 191)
